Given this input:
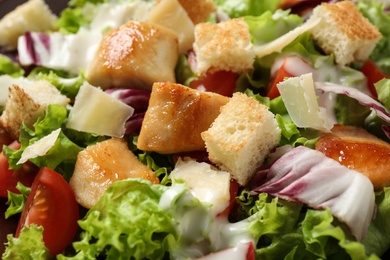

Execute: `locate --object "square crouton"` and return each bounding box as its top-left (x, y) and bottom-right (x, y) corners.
top-left (307, 1), bottom-right (382, 65)
top-left (201, 93), bottom-right (281, 186)
top-left (193, 18), bottom-right (255, 75)
top-left (0, 80), bottom-right (69, 140)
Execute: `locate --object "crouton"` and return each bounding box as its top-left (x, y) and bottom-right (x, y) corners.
top-left (148, 0), bottom-right (195, 53)
top-left (86, 21), bottom-right (179, 91)
top-left (193, 18), bottom-right (255, 75)
top-left (137, 82), bottom-right (229, 154)
top-left (307, 1), bottom-right (382, 66)
top-left (0, 80), bottom-right (69, 140)
top-left (0, 0), bottom-right (57, 50)
top-left (178, 0), bottom-right (217, 24)
top-left (201, 93), bottom-right (281, 186)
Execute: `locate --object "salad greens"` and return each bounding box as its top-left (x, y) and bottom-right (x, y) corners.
top-left (2, 0), bottom-right (390, 259)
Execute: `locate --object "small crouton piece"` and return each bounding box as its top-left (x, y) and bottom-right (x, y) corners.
top-left (0, 0), bottom-right (57, 50)
top-left (201, 93), bottom-right (281, 186)
top-left (178, 0), bottom-right (217, 24)
top-left (0, 81), bottom-right (70, 140)
top-left (137, 82), bottom-right (229, 154)
top-left (86, 21), bottom-right (179, 91)
top-left (148, 0), bottom-right (195, 54)
top-left (307, 1), bottom-right (382, 66)
top-left (193, 18), bottom-right (255, 75)
top-left (70, 138), bottom-right (159, 209)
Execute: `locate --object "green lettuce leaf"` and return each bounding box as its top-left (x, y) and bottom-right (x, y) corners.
top-left (374, 78), bottom-right (390, 109)
top-left (175, 54), bottom-right (198, 86)
top-left (357, 0), bottom-right (390, 75)
top-left (334, 94), bottom-right (371, 127)
top-left (246, 90), bottom-right (320, 148)
top-left (59, 179), bottom-right (179, 259)
top-left (244, 9), bottom-right (303, 46)
top-left (213, 0), bottom-right (284, 18)
top-left (28, 68), bottom-right (85, 99)
top-left (2, 225), bottom-right (50, 260)
top-left (239, 193), bottom-right (380, 259)
top-left (5, 182), bottom-right (31, 219)
top-left (3, 105), bottom-right (83, 180)
top-left (0, 55), bottom-right (24, 77)
top-left (363, 187), bottom-right (390, 256)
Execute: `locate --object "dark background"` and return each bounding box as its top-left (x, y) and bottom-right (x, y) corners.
top-left (0, 0), bottom-right (68, 18)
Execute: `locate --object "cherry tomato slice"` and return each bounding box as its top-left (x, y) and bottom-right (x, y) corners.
top-left (189, 70), bottom-right (238, 97)
top-left (16, 167), bottom-right (79, 256)
top-left (0, 141), bottom-right (38, 197)
top-left (360, 59), bottom-right (388, 98)
top-left (217, 178), bottom-right (239, 217)
top-left (267, 59), bottom-right (293, 99)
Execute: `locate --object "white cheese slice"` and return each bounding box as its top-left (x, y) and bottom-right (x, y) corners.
top-left (277, 73), bottom-right (333, 132)
top-left (253, 18), bottom-right (320, 58)
top-left (170, 158), bottom-right (231, 216)
top-left (66, 82), bottom-right (134, 137)
top-left (148, 0), bottom-right (195, 54)
top-left (17, 128), bottom-right (61, 165)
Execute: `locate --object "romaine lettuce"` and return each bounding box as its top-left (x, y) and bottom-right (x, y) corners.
top-left (357, 0), bottom-right (390, 75)
top-left (3, 105), bottom-right (83, 180)
top-left (2, 225), bottom-right (50, 260)
top-left (0, 55), bottom-right (24, 77)
top-left (5, 182), bottom-right (30, 219)
top-left (213, 0), bottom-right (284, 18)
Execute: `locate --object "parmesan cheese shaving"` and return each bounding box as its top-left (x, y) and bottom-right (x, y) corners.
top-left (277, 73), bottom-right (333, 132)
top-left (253, 18), bottom-right (321, 58)
top-left (17, 128), bottom-right (61, 164)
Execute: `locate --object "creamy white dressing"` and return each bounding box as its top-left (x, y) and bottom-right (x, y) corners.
top-left (195, 242), bottom-right (252, 260)
top-left (273, 55), bottom-right (368, 125)
top-left (17, 1), bottom-right (151, 74)
top-left (170, 159), bottom-right (231, 216)
top-left (159, 184), bottom-right (254, 259)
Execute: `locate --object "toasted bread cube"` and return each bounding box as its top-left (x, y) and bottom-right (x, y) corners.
top-left (307, 1), bottom-right (382, 65)
top-left (86, 21), bottom-right (179, 91)
top-left (193, 18), bottom-right (255, 75)
top-left (201, 93), bottom-right (281, 186)
top-left (137, 82), bottom-right (229, 154)
top-left (0, 80), bottom-right (70, 140)
top-left (70, 138), bottom-right (159, 209)
top-left (178, 0), bottom-right (216, 24)
top-left (0, 0), bottom-right (57, 50)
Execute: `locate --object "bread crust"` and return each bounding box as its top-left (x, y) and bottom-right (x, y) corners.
top-left (193, 18), bottom-right (255, 75)
top-left (0, 81), bottom-right (69, 140)
top-left (308, 1), bottom-right (382, 65)
top-left (202, 93), bottom-right (281, 186)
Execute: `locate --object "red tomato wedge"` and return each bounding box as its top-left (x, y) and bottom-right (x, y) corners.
top-left (218, 178), bottom-right (239, 217)
top-left (360, 59), bottom-right (388, 98)
top-left (267, 59), bottom-right (293, 99)
top-left (0, 141), bottom-right (38, 197)
top-left (16, 167), bottom-right (79, 256)
top-left (189, 70), bottom-right (238, 97)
